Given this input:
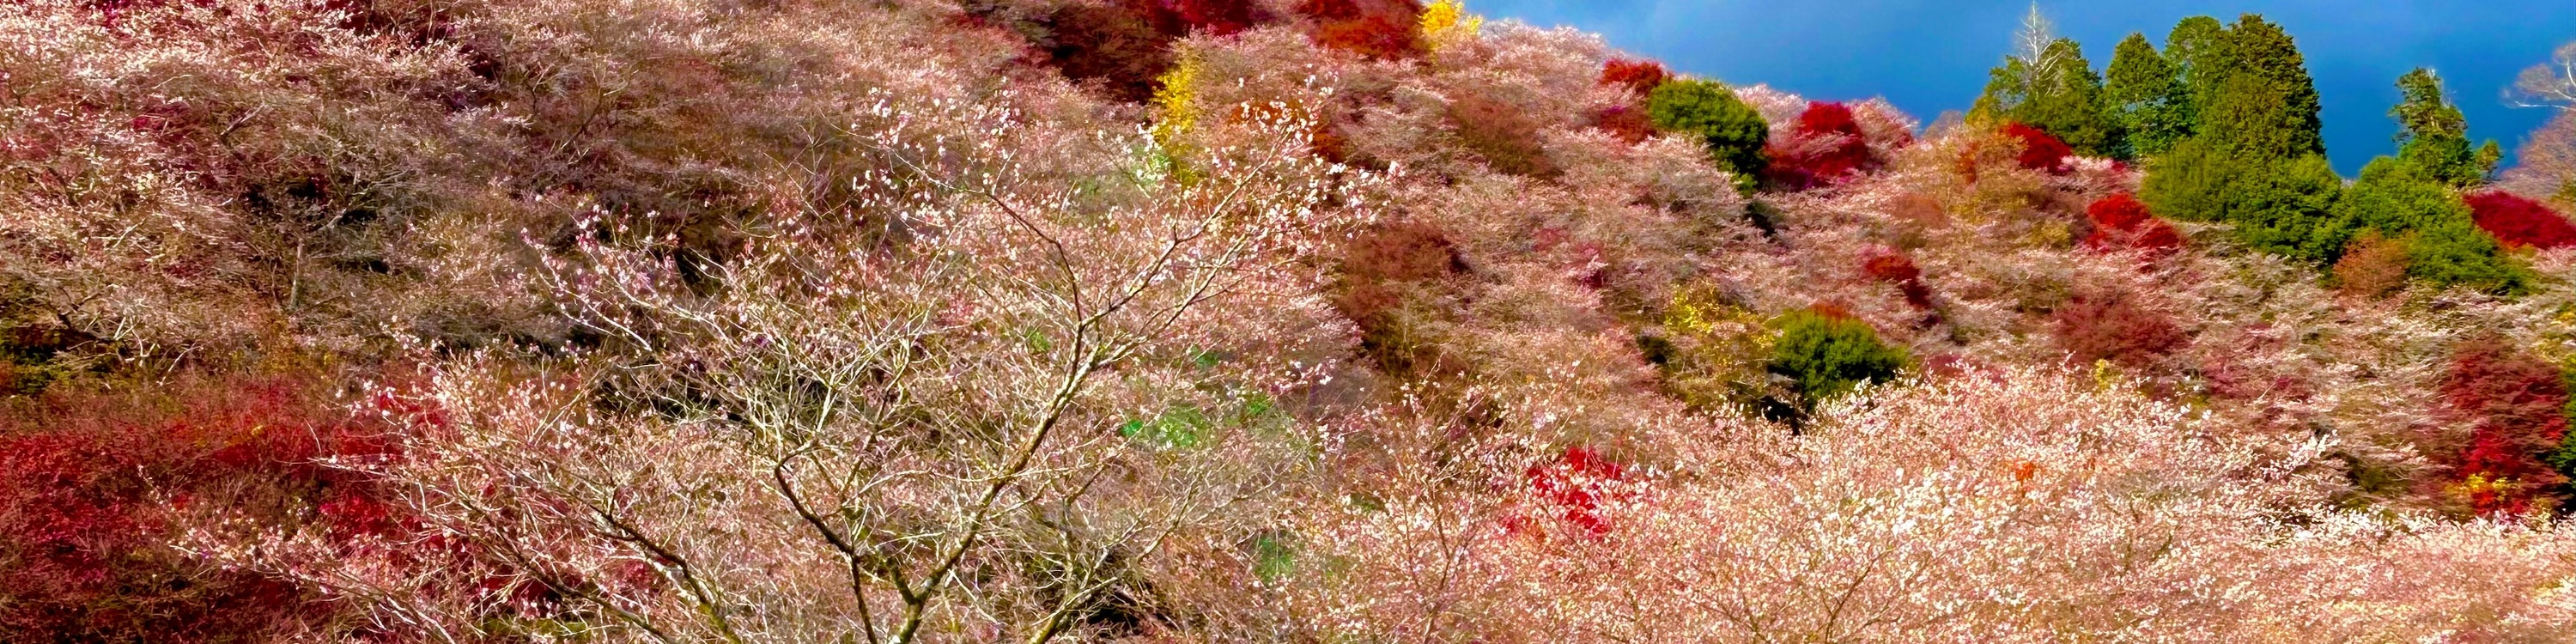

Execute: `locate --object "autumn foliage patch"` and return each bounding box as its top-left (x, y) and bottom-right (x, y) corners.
top-left (1517, 447), bottom-right (1628, 536)
top-left (2052, 288), bottom-right (2189, 368)
top-left (0, 374), bottom-right (394, 641)
top-left (2002, 122), bottom-right (2075, 174)
top-left (2083, 193), bottom-right (2184, 257)
top-left (1862, 249), bottom-right (1935, 309)
top-left (1042, 0), bottom-right (1286, 102)
top-left (1598, 58), bottom-right (1670, 96)
top-left (1332, 222), bottom-right (1467, 374)
top-left (2466, 191), bottom-right (2576, 250)
top-left (1449, 92), bottom-right (1558, 177)
top-left (1764, 102), bottom-right (1880, 190)
top-left (2439, 339), bottom-right (2573, 516)
top-left (1297, 0), bottom-right (1424, 59)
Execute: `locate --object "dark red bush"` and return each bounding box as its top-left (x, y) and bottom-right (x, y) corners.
top-left (2439, 339), bottom-right (2573, 516)
top-left (1040, 0), bottom-right (1282, 102)
top-left (2467, 191), bottom-right (2576, 250)
top-left (1297, 0), bottom-right (1423, 59)
top-left (1765, 101), bottom-right (1880, 191)
top-left (1862, 250), bottom-right (1933, 309)
top-left (1044, 3), bottom-right (1182, 102)
top-left (1158, 0), bottom-right (1277, 35)
top-left (1591, 104), bottom-right (1656, 144)
top-left (0, 374), bottom-right (396, 641)
top-left (1598, 58), bottom-right (1670, 96)
top-left (1861, 252), bottom-right (1921, 283)
top-left (2052, 288), bottom-right (2188, 368)
top-left (2001, 122), bottom-right (2074, 174)
top-left (1522, 447), bottom-right (1625, 536)
top-left (2084, 193), bottom-right (2184, 257)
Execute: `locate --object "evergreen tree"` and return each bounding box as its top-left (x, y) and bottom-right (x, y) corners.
top-left (2105, 33), bottom-right (2191, 159)
top-left (2140, 13), bottom-right (2333, 239)
top-left (1648, 79), bottom-right (1771, 187)
top-left (2193, 15), bottom-right (2325, 160)
top-left (1971, 8), bottom-right (2120, 156)
top-left (2163, 15), bottom-right (2226, 90)
top-left (2221, 154), bottom-right (2348, 262)
top-left (2390, 68), bottom-right (2503, 187)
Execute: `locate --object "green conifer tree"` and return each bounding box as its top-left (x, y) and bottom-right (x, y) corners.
top-left (2105, 33), bottom-right (2191, 159)
top-left (1971, 9), bottom-right (2121, 156)
top-left (2390, 68), bottom-right (2503, 187)
top-left (2163, 15), bottom-right (2226, 91)
top-left (2141, 14), bottom-right (2334, 236)
top-left (2192, 15), bottom-right (2325, 160)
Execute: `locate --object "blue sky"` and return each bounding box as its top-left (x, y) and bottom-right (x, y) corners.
top-left (1474, 1), bottom-right (2576, 174)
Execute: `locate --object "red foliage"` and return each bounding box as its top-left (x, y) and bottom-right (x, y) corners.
top-left (1590, 104), bottom-right (1656, 144)
top-left (1044, 3), bottom-right (1182, 102)
top-left (1764, 102), bottom-right (1880, 191)
top-left (1039, 0), bottom-right (1281, 102)
top-left (1156, 0), bottom-right (1278, 36)
top-left (2083, 193), bottom-right (2183, 258)
top-left (1862, 249), bottom-right (1934, 310)
top-left (0, 374), bottom-right (396, 641)
top-left (2000, 122), bottom-right (2074, 175)
top-left (1297, 0), bottom-right (1424, 59)
top-left (2052, 288), bottom-right (2188, 368)
top-left (1598, 58), bottom-right (1670, 96)
top-left (1522, 447), bottom-right (1626, 536)
top-left (2467, 191), bottom-right (2576, 250)
top-left (2439, 339), bottom-right (2572, 516)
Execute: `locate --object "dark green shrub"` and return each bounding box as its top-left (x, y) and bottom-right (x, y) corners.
top-left (1647, 79), bottom-right (1770, 185)
top-left (1767, 309), bottom-right (1910, 411)
top-left (2224, 154), bottom-right (2348, 262)
top-left (2330, 159), bottom-right (2527, 294)
top-left (2141, 143), bottom-right (2342, 259)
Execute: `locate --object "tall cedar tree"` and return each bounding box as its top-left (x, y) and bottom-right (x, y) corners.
top-left (2163, 15), bottom-right (2227, 93)
top-left (2104, 33), bottom-right (2191, 159)
top-left (2262, 70), bottom-right (2526, 295)
top-left (1973, 39), bottom-right (2121, 157)
top-left (2141, 14), bottom-right (2336, 249)
top-left (2192, 15), bottom-right (2324, 159)
top-left (1648, 79), bottom-right (1771, 187)
top-left (2391, 68), bottom-right (2503, 188)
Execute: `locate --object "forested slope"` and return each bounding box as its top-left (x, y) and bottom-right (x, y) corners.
top-left (7, 1), bottom-right (2576, 641)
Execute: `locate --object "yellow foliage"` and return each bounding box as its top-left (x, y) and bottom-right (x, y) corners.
top-left (1656, 285), bottom-right (1777, 410)
top-left (1418, 0), bottom-right (1482, 51)
top-left (1151, 50), bottom-right (1203, 144)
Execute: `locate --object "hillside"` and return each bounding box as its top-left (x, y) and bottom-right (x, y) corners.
top-left (7, 0), bottom-right (2576, 641)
